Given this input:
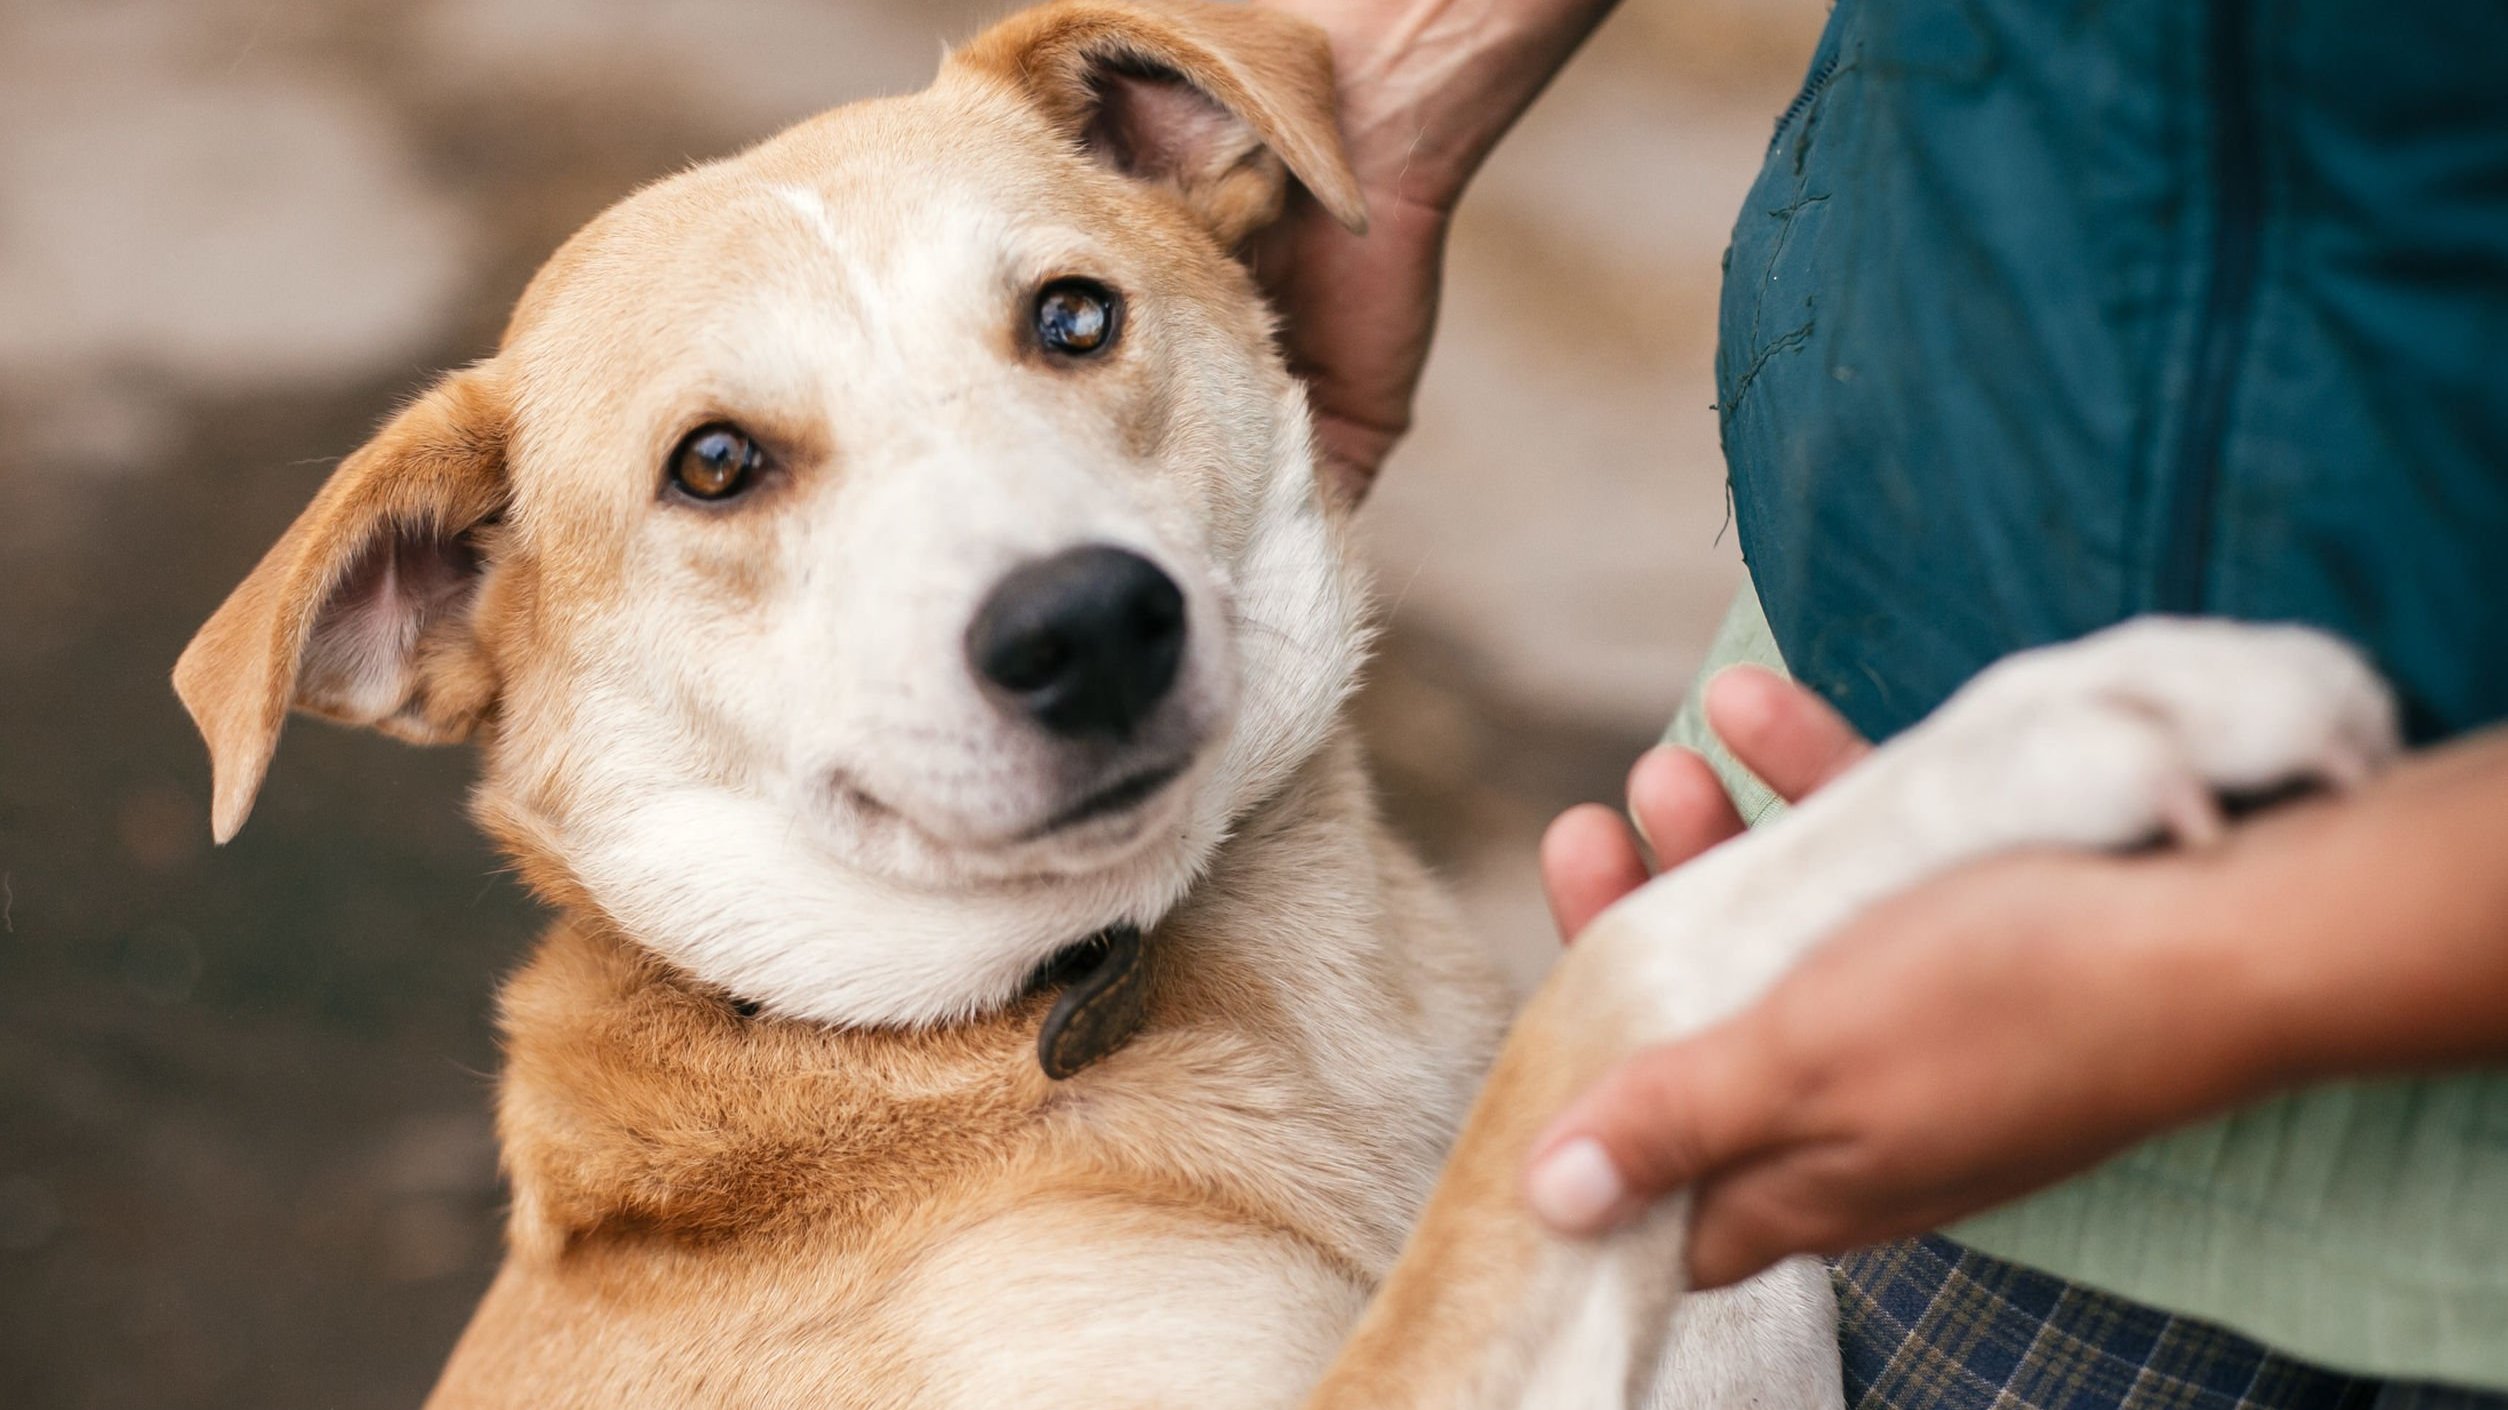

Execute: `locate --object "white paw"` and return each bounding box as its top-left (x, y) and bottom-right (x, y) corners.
top-left (1647, 1257), bottom-right (1844, 1409)
top-left (1879, 617), bottom-right (2400, 855)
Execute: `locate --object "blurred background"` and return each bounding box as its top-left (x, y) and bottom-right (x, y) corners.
top-left (0, 0), bottom-right (1823, 1403)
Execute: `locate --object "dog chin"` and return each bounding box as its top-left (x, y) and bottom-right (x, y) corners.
top-left (823, 749), bottom-right (1210, 888)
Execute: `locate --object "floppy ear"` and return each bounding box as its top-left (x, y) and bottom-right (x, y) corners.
top-left (951, 0), bottom-right (1368, 247)
top-left (174, 366), bottom-right (510, 843)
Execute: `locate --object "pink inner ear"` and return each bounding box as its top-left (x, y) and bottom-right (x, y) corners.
top-left (299, 523), bottom-right (483, 723)
top-left (1082, 64), bottom-right (1250, 189)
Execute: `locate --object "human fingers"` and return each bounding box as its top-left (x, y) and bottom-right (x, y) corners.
top-left (1522, 1025), bottom-right (1787, 1235)
top-left (1540, 804), bottom-right (1652, 943)
top-left (1678, 1133), bottom-right (1968, 1289)
top-left (1626, 745), bottom-right (1746, 869)
top-left (1247, 186), bottom-right (1447, 501)
top-left (1703, 667), bottom-right (1872, 802)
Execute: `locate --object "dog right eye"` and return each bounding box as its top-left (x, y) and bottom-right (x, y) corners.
top-left (666, 423), bottom-right (766, 503)
top-left (1033, 278), bottom-right (1122, 359)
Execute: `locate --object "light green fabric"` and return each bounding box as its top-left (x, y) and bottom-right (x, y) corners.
top-left (1663, 588), bottom-right (1791, 827)
top-left (1665, 584), bottom-right (2508, 1388)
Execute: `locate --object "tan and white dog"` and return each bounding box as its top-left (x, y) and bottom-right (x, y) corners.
top-left (173, 2), bottom-right (2400, 1406)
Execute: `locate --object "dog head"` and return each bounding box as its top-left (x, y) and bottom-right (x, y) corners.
top-left (174, 0), bottom-right (1373, 1027)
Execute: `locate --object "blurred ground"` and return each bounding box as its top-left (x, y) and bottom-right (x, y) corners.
top-left (0, 0), bottom-right (1822, 1404)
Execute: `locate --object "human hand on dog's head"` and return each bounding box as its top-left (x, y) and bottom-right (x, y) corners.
top-left (1246, 0), bottom-right (1622, 501)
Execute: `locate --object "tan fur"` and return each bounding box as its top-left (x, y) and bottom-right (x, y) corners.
top-left (953, 0), bottom-right (1369, 243)
top-left (1304, 941), bottom-right (1640, 1406)
top-left (176, 5), bottom-right (1531, 1405)
top-left (172, 9), bottom-right (2401, 1398)
top-left (443, 737), bottom-right (1502, 1406)
top-left (173, 367), bottom-right (511, 841)
top-left (181, 9), bottom-right (2336, 1406)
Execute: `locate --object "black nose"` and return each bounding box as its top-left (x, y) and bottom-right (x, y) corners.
top-left (965, 546), bottom-right (1186, 739)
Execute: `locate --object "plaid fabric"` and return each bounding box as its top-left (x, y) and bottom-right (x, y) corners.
top-left (1833, 1237), bottom-right (2506, 1410)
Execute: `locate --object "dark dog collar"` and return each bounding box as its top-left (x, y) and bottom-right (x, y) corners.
top-left (1030, 923), bottom-right (1148, 1080)
top-left (718, 925), bottom-right (1148, 1079)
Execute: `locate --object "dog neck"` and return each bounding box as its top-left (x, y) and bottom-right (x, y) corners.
top-left (1026, 922), bottom-right (1151, 1080)
top-left (487, 727), bottom-right (1492, 1271)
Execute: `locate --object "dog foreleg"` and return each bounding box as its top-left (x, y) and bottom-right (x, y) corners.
top-left (1305, 618), bottom-right (2399, 1410)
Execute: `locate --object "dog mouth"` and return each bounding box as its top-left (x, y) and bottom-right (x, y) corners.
top-left (833, 754), bottom-right (1192, 853)
top-left (1024, 759), bottom-right (1188, 839)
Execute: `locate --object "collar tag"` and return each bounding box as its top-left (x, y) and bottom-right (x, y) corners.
top-left (1034, 924), bottom-right (1148, 1080)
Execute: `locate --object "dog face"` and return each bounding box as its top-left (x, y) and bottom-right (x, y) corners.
top-left (174, 1), bottom-right (1374, 1027)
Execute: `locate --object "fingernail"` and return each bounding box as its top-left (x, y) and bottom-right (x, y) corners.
top-left (1704, 664), bottom-right (1781, 729)
top-left (1527, 1138), bottom-right (1626, 1233)
top-left (1627, 746), bottom-right (1682, 853)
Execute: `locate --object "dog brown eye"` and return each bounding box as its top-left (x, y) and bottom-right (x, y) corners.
top-left (667, 423), bottom-right (764, 502)
top-left (1034, 279), bottom-right (1120, 357)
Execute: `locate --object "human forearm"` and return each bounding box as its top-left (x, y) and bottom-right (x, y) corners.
top-left (1259, 0), bottom-right (1622, 211)
top-left (1525, 673), bottom-right (2508, 1278)
top-left (2188, 723), bottom-right (2508, 1093)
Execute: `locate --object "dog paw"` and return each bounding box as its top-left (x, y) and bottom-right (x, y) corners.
top-left (1880, 617), bottom-right (2400, 855)
top-left (1649, 1258), bottom-right (1844, 1410)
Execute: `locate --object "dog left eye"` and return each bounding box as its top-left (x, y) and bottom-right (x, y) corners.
top-left (666, 423), bottom-right (767, 503)
top-left (1034, 278), bottom-right (1121, 358)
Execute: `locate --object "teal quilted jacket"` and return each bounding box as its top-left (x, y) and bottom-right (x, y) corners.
top-left (1707, 0), bottom-right (2508, 1386)
top-left (1721, 0), bottom-right (2508, 747)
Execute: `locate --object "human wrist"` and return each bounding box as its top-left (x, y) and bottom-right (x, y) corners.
top-left (2179, 731), bottom-right (2508, 1088)
top-left (2137, 788), bottom-right (2462, 1105)
top-left (1257, 0), bottom-right (1619, 212)
top-left (2077, 861), bottom-right (2303, 1128)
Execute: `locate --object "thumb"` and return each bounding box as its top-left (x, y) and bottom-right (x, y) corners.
top-left (1522, 1027), bottom-right (1781, 1236)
